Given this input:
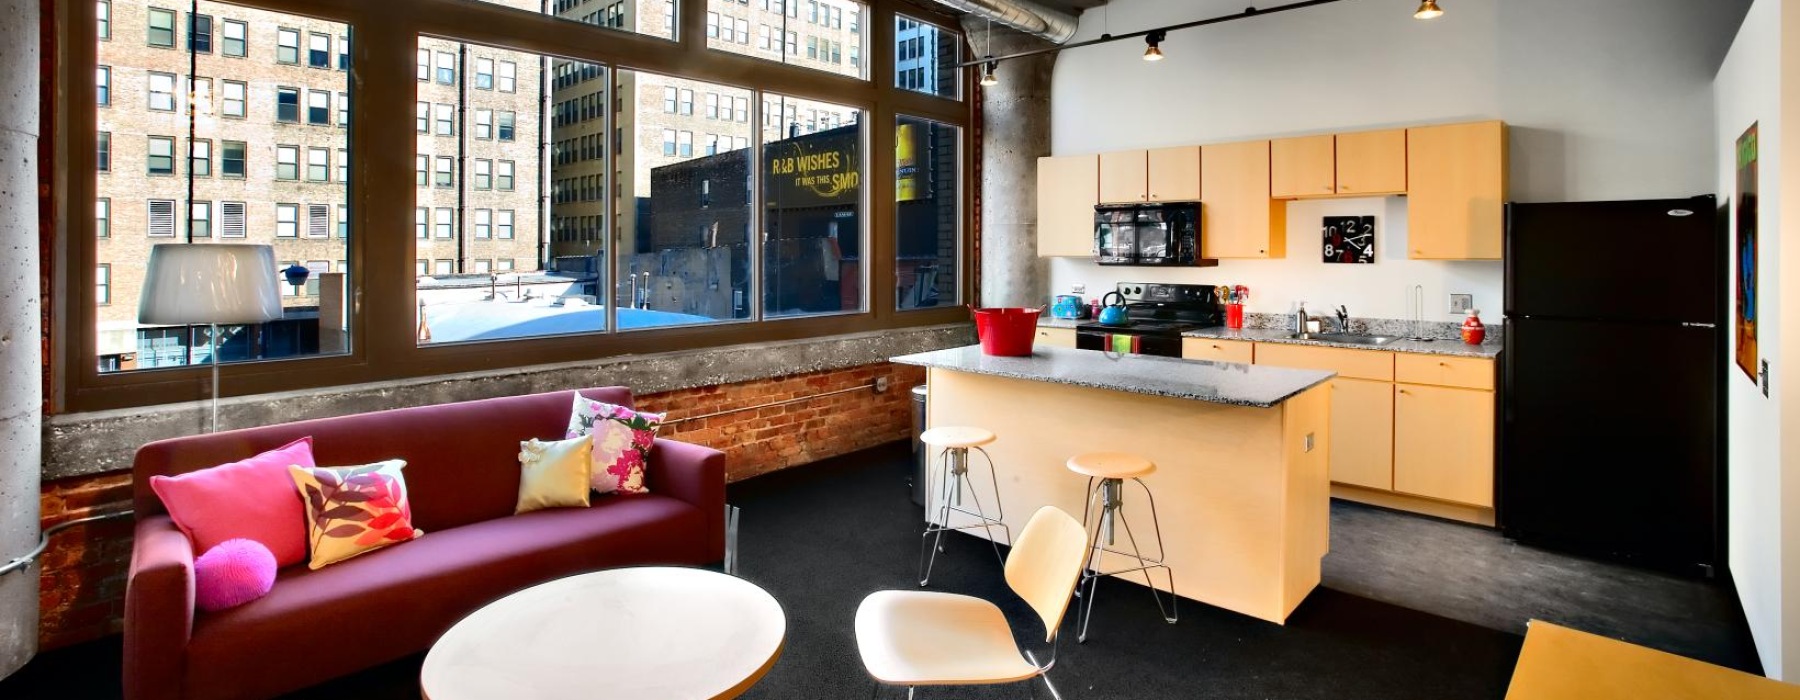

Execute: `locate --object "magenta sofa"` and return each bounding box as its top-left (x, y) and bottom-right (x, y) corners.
top-left (123, 386), bottom-right (726, 700)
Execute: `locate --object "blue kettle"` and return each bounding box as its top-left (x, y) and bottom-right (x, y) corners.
top-left (1097, 292), bottom-right (1130, 326)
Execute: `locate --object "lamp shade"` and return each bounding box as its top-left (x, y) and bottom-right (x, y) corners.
top-left (138, 244), bottom-right (284, 325)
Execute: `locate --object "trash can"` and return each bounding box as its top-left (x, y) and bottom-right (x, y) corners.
top-left (910, 384), bottom-right (928, 506)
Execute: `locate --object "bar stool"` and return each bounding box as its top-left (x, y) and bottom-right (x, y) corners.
top-left (1067, 451), bottom-right (1178, 643)
top-left (917, 426), bottom-right (1009, 587)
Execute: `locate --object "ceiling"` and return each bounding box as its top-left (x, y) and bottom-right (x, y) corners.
top-left (1034, 0), bottom-right (1105, 12)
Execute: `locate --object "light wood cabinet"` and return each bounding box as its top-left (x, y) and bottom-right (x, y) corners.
top-left (1035, 326), bottom-right (1077, 349)
top-left (1252, 344), bottom-right (1394, 381)
top-left (1329, 378), bottom-right (1395, 491)
top-left (1200, 140), bottom-right (1286, 259)
top-left (1335, 129), bottom-right (1407, 195)
top-left (1036, 154), bottom-right (1099, 257)
top-left (1395, 354), bottom-right (1495, 390)
top-left (1271, 135), bottom-right (1336, 199)
top-left (1394, 383), bottom-right (1495, 507)
top-left (1406, 121), bottom-right (1507, 260)
top-left (1181, 338), bottom-right (1254, 364)
top-left (1146, 146), bottom-right (1202, 202)
top-left (1098, 150), bottom-right (1150, 204)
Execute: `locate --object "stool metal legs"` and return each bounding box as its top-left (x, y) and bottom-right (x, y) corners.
top-left (918, 445), bottom-right (1009, 586)
top-left (1075, 476), bottom-right (1177, 643)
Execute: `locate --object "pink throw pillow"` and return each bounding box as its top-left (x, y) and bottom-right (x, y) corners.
top-left (565, 396), bottom-right (664, 495)
top-left (149, 437), bottom-right (315, 568)
top-left (194, 538), bottom-right (277, 612)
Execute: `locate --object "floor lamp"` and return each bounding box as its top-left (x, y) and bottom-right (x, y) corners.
top-left (138, 244), bottom-right (283, 433)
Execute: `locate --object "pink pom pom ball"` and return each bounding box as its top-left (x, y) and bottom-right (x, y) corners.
top-left (194, 538), bottom-right (277, 612)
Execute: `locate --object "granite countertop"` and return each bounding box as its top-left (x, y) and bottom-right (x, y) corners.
top-left (1037, 317), bottom-right (1084, 329)
top-left (1181, 327), bottom-right (1502, 359)
top-left (891, 345), bottom-right (1335, 408)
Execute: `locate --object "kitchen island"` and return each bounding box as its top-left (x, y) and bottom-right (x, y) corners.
top-left (892, 345), bottom-right (1336, 625)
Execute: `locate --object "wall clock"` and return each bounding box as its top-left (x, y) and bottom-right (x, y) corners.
top-left (1322, 216), bottom-right (1375, 264)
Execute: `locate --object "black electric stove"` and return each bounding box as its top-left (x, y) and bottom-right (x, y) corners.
top-left (1076, 283), bottom-right (1225, 357)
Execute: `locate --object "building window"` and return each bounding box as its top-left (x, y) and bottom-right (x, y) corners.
top-left (474, 159), bottom-right (492, 190)
top-left (221, 80), bottom-right (246, 117)
top-left (676, 131), bottom-right (692, 157)
top-left (434, 208), bottom-right (454, 238)
top-left (705, 93), bottom-right (718, 119)
top-left (96, 66), bottom-right (109, 105)
top-left (97, 1), bottom-right (109, 40)
top-left (189, 14), bottom-right (212, 53)
top-left (277, 87), bottom-right (299, 122)
top-left (308, 33), bottom-right (331, 68)
top-left (95, 199), bottom-right (109, 238)
top-left (474, 109), bottom-right (493, 139)
top-left (679, 88), bottom-right (693, 115)
top-left (474, 208), bottom-right (492, 239)
top-left (434, 103), bottom-right (454, 136)
top-left (276, 204), bottom-right (299, 238)
top-left (475, 57), bottom-right (494, 89)
top-left (415, 208), bottom-right (427, 238)
top-left (307, 90), bottom-right (330, 125)
top-left (498, 111), bottom-right (516, 141)
top-left (96, 132), bottom-right (110, 171)
top-left (473, 259), bottom-right (491, 274)
top-left (497, 160), bottom-right (515, 191)
top-left (763, 93), bottom-right (867, 318)
top-left (435, 51), bottom-right (456, 84)
top-left (221, 141), bottom-right (246, 178)
top-left (663, 87), bottom-right (677, 113)
top-left (277, 28), bottom-right (300, 64)
top-left (221, 19), bottom-right (246, 57)
top-left (147, 199), bottom-right (176, 237)
top-left (662, 129), bottom-right (676, 156)
top-left (337, 148), bottom-right (348, 182)
top-left (338, 35), bottom-right (351, 70)
top-left (308, 204), bottom-right (331, 238)
top-left (415, 154), bottom-right (428, 185)
top-left (147, 136), bottom-right (175, 175)
top-left (435, 157), bottom-right (454, 187)
top-left (147, 72), bottom-right (176, 111)
top-left (96, 265), bottom-right (110, 305)
top-left (188, 139), bottom-right (211, 177)
top-left (305, 261), bottom-right (329, 296)
top-left (434, 259), bottom-right (453, 275)
top-left (146, 7), bottom-right (176, 47)
top-left (337, 91), bottom-right (350, 126)
top-left (189, 201), bottom-right (212, 238)
top-left (338, 204), bottom-right (350, 238)
top-left (496, 259), bottom-right (514, 272)
top-left (307, 147), bottom-right (329, 181)
top-left (276, 145), bottom-right (299, 180)
top-left (416, 48), bottom-right (429, 80)
top-left (221, 201), bottom-right (245, 238)
top-left (496, 210), bottom-right (515, 239)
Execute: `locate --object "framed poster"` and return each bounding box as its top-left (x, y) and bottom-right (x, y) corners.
top-left (1322, 216), bottom-right (1375, 264)
top-left (1736, 123), bottom-right (1759, 383)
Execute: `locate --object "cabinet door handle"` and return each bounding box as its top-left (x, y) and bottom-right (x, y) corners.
top-left (1438, 361), bottom-right (1449, 367)
top-left (1398, 389), bottom-right (1411, 396)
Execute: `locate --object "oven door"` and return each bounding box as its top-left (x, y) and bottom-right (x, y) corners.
top-left (1075, 330), bottom-right (1181, 357)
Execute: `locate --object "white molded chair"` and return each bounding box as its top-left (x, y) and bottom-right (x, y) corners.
top-left (856, 506), bottom-right (1089, 699)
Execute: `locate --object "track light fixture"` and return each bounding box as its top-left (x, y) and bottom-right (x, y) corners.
top-left (1143, 30), bottom-right (1166, 61)
top-left (1414, 0), bottom-right (1443, 20)
top-left (980, 60), bottom-right (999, 86)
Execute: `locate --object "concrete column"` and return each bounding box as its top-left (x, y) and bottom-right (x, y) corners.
top-left (962, 20), bottom-right (1056, 309)
top-left (0, 0), bottom-right (41, 680)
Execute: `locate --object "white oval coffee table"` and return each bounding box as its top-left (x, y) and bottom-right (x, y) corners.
top-left (421, 567), bottom-right (786, 700)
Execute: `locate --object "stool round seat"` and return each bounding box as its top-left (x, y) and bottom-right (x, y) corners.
top-left (1066, 452), bottom-right (1156, 480)
top-left (921, 426), bottom-right (997, 449)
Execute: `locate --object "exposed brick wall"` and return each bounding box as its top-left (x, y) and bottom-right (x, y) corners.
top-left (34, 361), bottom-right (925, 649)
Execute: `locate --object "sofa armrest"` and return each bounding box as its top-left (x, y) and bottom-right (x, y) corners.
top-left (124, 516), bottom-right (194, 700)
top-left (647, 438), bottom-right (726, 561)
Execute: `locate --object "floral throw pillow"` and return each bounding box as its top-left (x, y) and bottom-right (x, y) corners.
top-left (287, 460), bottom-right (422, 570)
top-left (566, 395), bottom-right (665, 495)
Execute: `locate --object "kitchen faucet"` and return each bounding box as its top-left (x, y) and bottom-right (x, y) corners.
top-left (1334, 305), bottom-right (1350, 334)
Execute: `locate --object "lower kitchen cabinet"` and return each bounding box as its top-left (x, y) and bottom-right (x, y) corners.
top-left (1393, 382), bottom-right (1495, 507)
top-left (1329, 378), bottom-right (1395, 491)
top-left (1181, 338), bottom-right (1254, 364)
top-left (1036, 326), bottom-right (1077, 349)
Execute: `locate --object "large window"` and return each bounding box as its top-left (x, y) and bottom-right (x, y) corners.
top-left (762, 93), bottom-right (864, 318)
top-left (707, 0), bottom-right (866, 79)
top-left (896, 115), bottom-right (960, 310)
top-left (894, 15), bottom-right (960, 99)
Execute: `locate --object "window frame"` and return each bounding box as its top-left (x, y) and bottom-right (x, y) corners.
top-left (54, 0), bottom-right (974, 412)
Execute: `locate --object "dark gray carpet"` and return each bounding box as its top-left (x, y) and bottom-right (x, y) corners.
top-left (0, 441), bottom-right (1757, 698)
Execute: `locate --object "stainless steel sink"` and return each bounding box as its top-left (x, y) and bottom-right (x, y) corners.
top-left (1287, 332), bottom-right (1400, 346)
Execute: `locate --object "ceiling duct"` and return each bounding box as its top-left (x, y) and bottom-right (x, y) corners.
top-left (933, 0), bottom-right (1080, 45)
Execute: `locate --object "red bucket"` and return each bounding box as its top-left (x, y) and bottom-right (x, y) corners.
top-left (970, 306), bottom-right (1043, 356)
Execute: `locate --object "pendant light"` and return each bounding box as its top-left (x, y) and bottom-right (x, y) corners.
top-left (1143, 30), bottom-right (1166, 61)
top-left (1414, 0), bottom-right (1444, 19)
top-left (979, 18), bottom-right (1000, 87)
top-left (980, 60), bottom-right (999, 86)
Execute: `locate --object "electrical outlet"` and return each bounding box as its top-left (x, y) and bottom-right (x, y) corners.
top-left (1071, 283), bottom-right (1087, 294)
top-left (1448, 294), bottom-right (1474, 314)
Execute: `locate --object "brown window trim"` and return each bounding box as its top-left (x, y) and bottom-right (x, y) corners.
top-left (52, 0), bottom-right (976, 413)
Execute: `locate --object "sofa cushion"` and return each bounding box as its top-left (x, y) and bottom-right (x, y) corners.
top-left (516, 436), bottom-right (593, 514)
top-left (567, 396), bottom-right (664, 495)
top-left (290, 460), bottom-right (421, 569)
top-left (182, 493), bottom-right (709, 700)
top-left (149, 436), bottom-right (316, 568)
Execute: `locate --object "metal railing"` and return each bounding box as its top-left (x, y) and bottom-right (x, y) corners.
top-left (0, 509), bottom-right (135, 577)
top-left (661, 377), bottom-right (889, 426)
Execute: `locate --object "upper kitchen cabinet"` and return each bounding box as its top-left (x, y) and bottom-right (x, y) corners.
top-left (1271, 135), bottom-right (1336, 199)
top-left (1098, 150), bottom-right (1151, 204)
top-left (1335, 128), bottom-right (1407, 195)
top-left (1036, 154), bottom-right (1100, 257)
top-left (1146, 146), bottom-right (1202, 202)
top-left (1407, 121), bottom-right (1508, 260)
top-left (1201, 140), bottom-right (1286, 259)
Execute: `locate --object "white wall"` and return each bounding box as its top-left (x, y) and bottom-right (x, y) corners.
top-left (1047, 0), bottom-right (1746, 321)
top-left (1716, 0), bottom-right (1785, 677)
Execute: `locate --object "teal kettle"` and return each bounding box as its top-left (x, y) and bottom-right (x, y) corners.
top-left (1097, 292), bottom-right (1130, 326)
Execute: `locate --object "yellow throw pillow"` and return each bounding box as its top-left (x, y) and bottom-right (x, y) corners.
top-left (288, 460), bottom-right (422, 570)
top-left (517, 436), bottom-right (594, 514)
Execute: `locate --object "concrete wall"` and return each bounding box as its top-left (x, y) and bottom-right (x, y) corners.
top-left (0, 0), bottom-right (40, 679)
top-left (1044, 0), bottom-right (1747, 322)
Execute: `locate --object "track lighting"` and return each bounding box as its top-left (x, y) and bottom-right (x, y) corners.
top-left (1414, 0), bottom-right (1443, 20)
top-left (1143, 30), bottom-right (1166, 61)
top-left (979, 60), bottom-right (999, 86)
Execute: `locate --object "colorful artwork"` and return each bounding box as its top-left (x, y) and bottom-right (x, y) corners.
top-left (1736, 124), bottom-right (1759, 383)
top-left (1322, 216), bottom-right (1375, 263)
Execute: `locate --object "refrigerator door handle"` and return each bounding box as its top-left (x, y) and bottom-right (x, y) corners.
top-left (1682, 322), bottom-right (1718, 328)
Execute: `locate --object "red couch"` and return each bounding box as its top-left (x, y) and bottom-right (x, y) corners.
top-left (123, 386), bottom-right (726, 700)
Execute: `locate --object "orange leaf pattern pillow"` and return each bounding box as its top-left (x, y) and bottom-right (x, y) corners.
top-left (288, 460), bottom-right (422, 570)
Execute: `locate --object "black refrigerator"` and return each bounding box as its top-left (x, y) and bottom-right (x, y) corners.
top-left (1502, 195), bottom-right (1724, 577)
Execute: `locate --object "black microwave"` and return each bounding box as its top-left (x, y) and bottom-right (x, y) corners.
top-left (1094, 202), bottom-right (1201, 266)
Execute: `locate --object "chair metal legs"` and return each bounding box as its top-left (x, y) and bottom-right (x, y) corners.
top-left (1075, 476), bottom-right (1178, 643)
top-left (918, 445), bottom-right (1009, 586)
